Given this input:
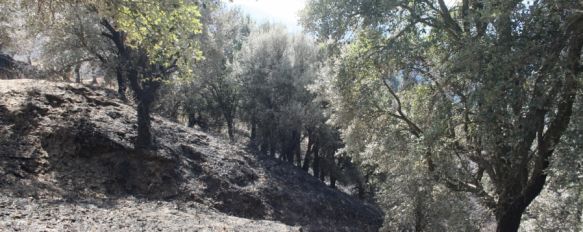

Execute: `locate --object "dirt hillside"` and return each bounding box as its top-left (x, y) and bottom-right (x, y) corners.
top-left (0, 79), bottom-right (383, 231)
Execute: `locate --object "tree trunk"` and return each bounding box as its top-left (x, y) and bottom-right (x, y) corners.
top-left (260, 139), bottom-right (268, 156)
top-left (91, 75), bottom-right (98, 86)
top-left (269, 135), bottom-right (276, 157)
top-left (414, 197), bottom-right (426, 232)
top-left (198, 114), bottom-right (209, 131)
top-left (135, 93), bottom-right (153, 149)
top-left (116, 67), bottom-right (127, 101)
top-left (225, 114), bottom-right (235, 142)
top-left (187, 112), bottom-right (196, 128)
top-left (100, 19), bottom-right (157, 150)
top-left (330, 175), bottom-right (336, 188)
top-left (495, 203), bottom-right (526, 232)
top-left (313, 145), bottom-right (320, 178)
top-left (292, 130), bottom-right (301, 166)
top-left (302, 135), bottom-right (314, 171)
top-left (357, 181), bottom-right (365, 200)
top-left (260, 127), bottom-right (269, 156)
top-left (295, 141), bottom-right (302, 167)
top-left (283, 131), bottom-right (297, 164)
top-left (250, 117), bottom-right (257, 142)
top-left (74, 64), bottom-right (81, 83)
top-left (126, 57), bottom-right (158, 149)
top-left (280, 136), bottom-right (288, 162)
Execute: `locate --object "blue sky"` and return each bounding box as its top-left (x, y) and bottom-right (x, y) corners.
top-left (228, 0), bottom-right (307, 32)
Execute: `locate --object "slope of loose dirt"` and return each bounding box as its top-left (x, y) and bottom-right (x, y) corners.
top-left (0, 79), bottom-right (383, 231)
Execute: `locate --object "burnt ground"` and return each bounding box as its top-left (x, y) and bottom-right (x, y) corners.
top-left (0, 79), bottom-right (383, 231)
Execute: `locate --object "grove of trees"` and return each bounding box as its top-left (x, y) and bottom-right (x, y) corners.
top-left (0, 0), bottom-right (581, 231)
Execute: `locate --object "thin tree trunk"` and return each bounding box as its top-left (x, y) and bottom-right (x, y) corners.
top-left (330, 175), bottom-right (336, 188)
top-left (260, 127), bottom-right (269, 156)
top-left (225, 115), bottom-right (235, 142)
top-left (269, 135), bottom-right (276, 157)
top-left (357, 181), bottom-right (365, 200)
top-left (64, 66), bottom-right (72, 82)
top-left (74, 64), bottom-right (81, 83)
top-left (284, 132), bottom-right (296, 164)
top-left (313, 144), bottom-right (320, 178)
top-left (292, 130), bottom-right (301, 166)
top-left (260, 139), bottom-right (268, 156)
top-left (280, 136), bottom-right (288, 162)
top-left (250, 116), bottom-right (257, 149)
top-left (250, 117), bottom-right (257, 141)
top-left (295, 141), bottom-right (302, 167)
top-left (302, 135), bottom-right (314, 171)
top-left (319, 164), bottom-right (325, 182)
top-left (187, 112), bottom-right (196, 128)
top-left (116, 67), bottom-right (127, 101)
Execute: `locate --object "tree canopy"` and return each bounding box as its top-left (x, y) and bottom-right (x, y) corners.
top-left (19, 0), bottom-right (204, 148)
top-left (303, 0), bottom-right (583, 231)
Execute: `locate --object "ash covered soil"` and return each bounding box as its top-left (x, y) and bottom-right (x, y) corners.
top-left (0, 195), bottom-right (297, 231)
top-left (0, 79), bottom-right (382, 231)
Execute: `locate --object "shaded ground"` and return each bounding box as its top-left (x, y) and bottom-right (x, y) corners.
top-left (0, 79), bottom-right (383, 231)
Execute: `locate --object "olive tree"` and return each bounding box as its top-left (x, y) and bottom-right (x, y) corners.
top-left (25, 0), bottom-right (203, 148)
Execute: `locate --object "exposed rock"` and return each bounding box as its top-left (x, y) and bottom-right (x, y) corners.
top-left (0, 79), bottom-right (383, 231)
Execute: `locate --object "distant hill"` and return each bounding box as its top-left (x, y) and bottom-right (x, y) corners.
top-left (0, 79), bottom-right (383, 231)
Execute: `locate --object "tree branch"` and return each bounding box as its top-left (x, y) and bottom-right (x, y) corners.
top-left (524, 17), bottom-right (583, 204)
top-left (437, 0), bottom-right (462, 37)
top-left (381, 78), bottom-right (423, 137)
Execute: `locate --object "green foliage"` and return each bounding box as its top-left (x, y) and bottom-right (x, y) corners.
top-left (21, 0), bottom-right (203, 79)
top-left (235, 24), bottom-right (319, 144)
top-left (21, 0), bottom-right (205, 148)
top-left (37, 4), bottom-right (114, 80)
top-left (115, 0), bottom-right (203, 72)
top-left (166, 6), bottom-right (252, 138)
top-left (304, 0), bottom-right (583, 230)
top-left (521, 95), bottom-right (583, 231)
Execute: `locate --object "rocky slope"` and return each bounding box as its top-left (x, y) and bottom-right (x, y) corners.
top-left (0, 79), bottom-right (383, 231)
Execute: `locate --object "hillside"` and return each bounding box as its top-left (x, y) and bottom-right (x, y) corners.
top-left (0, 79), bottom-right (383, 231)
